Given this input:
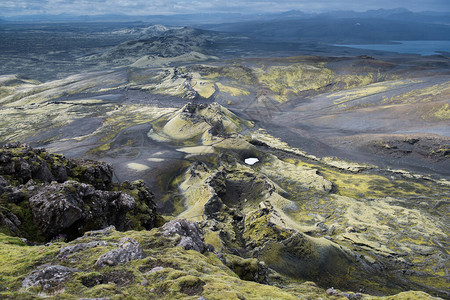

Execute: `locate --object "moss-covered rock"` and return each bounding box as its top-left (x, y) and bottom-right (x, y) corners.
top-left (223, 254), bottom-right (268, 284)
top-left (0, 144), bottom-right (158, 242)
top-left (0, 225), bottom-right (441, 300)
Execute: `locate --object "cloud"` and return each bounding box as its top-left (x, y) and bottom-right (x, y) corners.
top-left (0, 0), bottom-right (448, 16)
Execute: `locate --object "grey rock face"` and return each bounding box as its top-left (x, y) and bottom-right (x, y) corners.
top-left (0, 211), bottom-right (21, 235)
top-left (0, 175), bottom-right (9, 194)
top-left (161, 219), bottom-right (206, 253)
top-left (59, 241), bottom-right (108, 257)
top-left (95, 237), bottom-right (145, 267)
top-left (22, 265), bottom-right (79, 290)
top-left (28, 181), bottom-right (136, 239)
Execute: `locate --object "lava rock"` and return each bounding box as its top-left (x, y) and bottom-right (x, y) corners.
top-left (71, 159), bottom-right (114, 190)
top-left (161, 219), bottom-right (207, 253)
top-left (59, 241), bottom-right (108, 257)
top-left (22, 265), bottom-right (79, 290)
top-left (95, 238), bottom-right (145, 267)
top-left (0, 175), bottom-right (10, 193)
top-left (28, 181), bottom-right (136, 239)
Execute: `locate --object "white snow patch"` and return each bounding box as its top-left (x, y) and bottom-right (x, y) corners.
top-left (127, 163), bottom-right (150, 171)
top-left (147, 158), bottom-right (165, 162)
top-left (244, 158), bottom-right (259, 165)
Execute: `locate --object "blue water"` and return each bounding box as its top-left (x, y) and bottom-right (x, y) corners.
top-left (334, 40), bottom-right (450, 56)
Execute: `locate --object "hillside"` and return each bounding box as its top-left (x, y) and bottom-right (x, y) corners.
top-left (203, 17), bottom-right (450, 43)
top-left (0, 19), bottom-right (449, 300)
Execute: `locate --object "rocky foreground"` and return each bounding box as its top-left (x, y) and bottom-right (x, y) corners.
top-left (0, 140), bottom-right (447, 299)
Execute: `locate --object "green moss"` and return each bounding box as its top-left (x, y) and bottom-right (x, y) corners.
top-left (88, 143), bottom-right (111, 155)
top-left (0, 233), bottom-right (60, 291)
top-left (204, 230), bottom-right (223, 251)
top-left (5, 201), bottom-right (45, 242)
top-left (256, 63), bottom-right (333, 102)
top-left (223, 254), bottom-right (266, 283)
top-left (243, 210), bottom-right (292, 247)
top-left (0, 225), bottom-right (442, 299)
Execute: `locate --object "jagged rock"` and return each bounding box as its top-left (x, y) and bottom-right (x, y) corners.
top-left (58, 241), bottom-right (108, 257)
top-left (72, 159), bottom-right (113, 190)
top-left (28, 181), bottom-right (136, 239)
top-left (0, 144), bottom-right (157, 241)
top-left (22, 265), bottom-right (79, 290)
top-left (0, 143), bottom-right (113, 188)
top-left (0, 175), bottom-right (9, 193)
top-left (161, 219), bottom-right (207, 253)
top-left (0, 143), bottom-right (55, 184)
top-left (0, 211), bottom-right (21, 235)
top-left (117, 180), bottom-right (157, 229)
top-left (95, 237), bottom-right (144, 267)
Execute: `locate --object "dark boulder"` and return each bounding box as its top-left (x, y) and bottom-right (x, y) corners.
top-left (28, 180), bottom-right (136, 239)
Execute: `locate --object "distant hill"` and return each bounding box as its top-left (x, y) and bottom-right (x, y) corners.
top-left (1, 13), bottom-right (138, 23)
top-left (202, 17), bottom-right (450, 44)
top-left (320, 9), bottom-right (450, 24)
top-left (1, 13), bottom-right (244, 25)
top-left (80, 27), bottom-right (219, 66)
top-left (2, 9), bottom-right (449, 26)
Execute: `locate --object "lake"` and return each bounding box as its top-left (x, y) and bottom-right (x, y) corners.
top-left (334, 40), bottom-right (450, 56)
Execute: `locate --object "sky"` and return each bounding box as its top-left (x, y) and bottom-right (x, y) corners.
top-left (0, 0), bottom-right (449, 17)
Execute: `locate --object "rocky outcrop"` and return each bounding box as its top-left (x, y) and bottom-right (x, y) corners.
top-left (95, 237), bottom-right (145, 267)
top-left (5, 222), bottom-right (439, 300)
top-left (22, 265), bottom-right (79, 290)
top-left (0, 142), bottom-right (113, 189)
top-left (28, 180), bottom-right (136, 239)
top-left (58, 241), bottom-right (108, 257)
top-left (161, 219), bottom-right (209, 253)
top-left (0, 144), bottom-right (157, 241)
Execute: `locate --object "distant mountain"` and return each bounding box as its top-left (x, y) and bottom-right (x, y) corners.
top-left (320, 8), bottom-right (412, 19)
top-left (1, 13), bottom-right (245, 25)
top-left (80, 27), bottom-right (219, 66)
top-left (202, 17), bottom-right (450, 44)
top-left (112, 24), bottom-right (172, 38)
top-left (2, 8), bottom-right (449, 27)
top-left (1, 13), bottom-right (139, 23)
top-left (320, 8), bottom-right (450, 25)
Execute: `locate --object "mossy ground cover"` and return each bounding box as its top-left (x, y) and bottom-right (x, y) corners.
top-left (1, 54), bottom-right (449, 299)
top-left (0, 228), bottom-right (338, 300)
